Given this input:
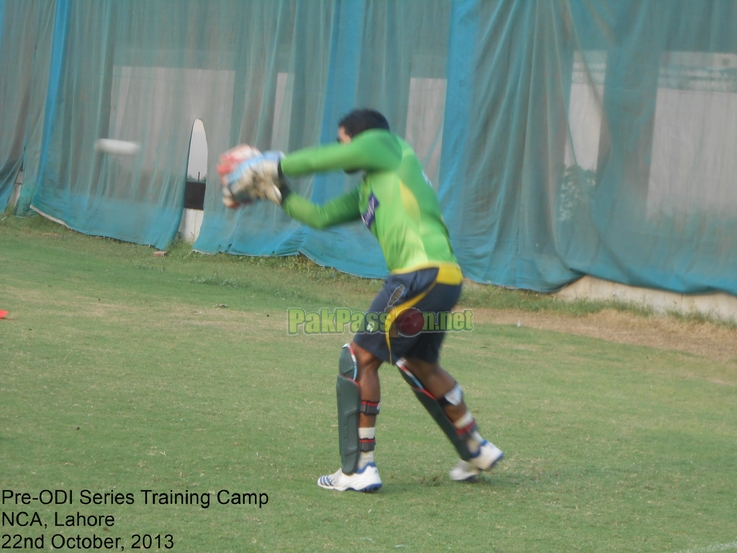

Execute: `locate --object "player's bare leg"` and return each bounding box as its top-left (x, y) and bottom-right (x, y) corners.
top-left (351, 345), bottom-right (382, 416)
top-left (401, 357), bottom-right (503, 481)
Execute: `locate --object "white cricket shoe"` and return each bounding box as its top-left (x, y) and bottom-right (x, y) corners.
top-left (317, 463), bottom-right (382, 492)
top-left (449, 460), bottom-right (483, 482)
top-left (449, 441), bottom-right (504, 482)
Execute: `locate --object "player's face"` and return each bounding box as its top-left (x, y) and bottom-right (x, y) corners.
top-left (337, 127), bottom-right (352, 144)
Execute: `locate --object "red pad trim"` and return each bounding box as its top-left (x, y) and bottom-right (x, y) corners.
top-left (455, 421), bottom-right (477, 436)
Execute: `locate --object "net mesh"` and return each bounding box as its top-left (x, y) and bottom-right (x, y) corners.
top-left (1, 0), bottom-right (735, 293)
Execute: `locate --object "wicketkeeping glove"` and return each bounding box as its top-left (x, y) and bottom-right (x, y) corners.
top-left (218, 144), bottom-right (261, 208)
top-left (219, 149), bottom-right (289, 208)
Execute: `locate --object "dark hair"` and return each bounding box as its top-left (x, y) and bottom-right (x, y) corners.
top-left (338, 109), bottom-right (390, 138)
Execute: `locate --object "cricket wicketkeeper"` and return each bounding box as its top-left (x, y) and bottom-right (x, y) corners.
top-left (217, 109), bottom-right (503, 492)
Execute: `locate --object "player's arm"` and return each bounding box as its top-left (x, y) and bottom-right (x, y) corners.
top-left (280, 130), bottom-right (402, 177)
top-left (218, 131), bottom-right (400, 210)
top-left (281, 187), bottom-right (361, 229)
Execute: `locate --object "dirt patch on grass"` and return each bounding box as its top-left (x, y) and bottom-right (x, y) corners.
top-left (469, 307), bottom-right (737, 362)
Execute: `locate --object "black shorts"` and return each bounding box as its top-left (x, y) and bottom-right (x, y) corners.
top-left (353, 265), bottom-right (463, 364)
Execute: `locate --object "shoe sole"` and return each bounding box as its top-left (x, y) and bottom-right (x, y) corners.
top-left (317, 481), bottom-right (382, 492)
top-left (485, 451), bottom-right (504, 470)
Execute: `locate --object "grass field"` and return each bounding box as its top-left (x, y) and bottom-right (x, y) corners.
top-left (1, 215), bottom-right (736, 553)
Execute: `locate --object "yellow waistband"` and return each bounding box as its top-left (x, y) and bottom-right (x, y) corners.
top-left (390, 263), bottom-right (463, 285)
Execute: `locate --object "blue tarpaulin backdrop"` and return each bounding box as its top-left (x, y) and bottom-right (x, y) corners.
top-left (1, 0), bottom-right (735, 293)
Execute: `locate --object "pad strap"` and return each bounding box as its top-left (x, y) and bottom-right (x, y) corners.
top-left (438, 384), bottom-right (463, 407)
top-left (455, 418), bottom-right (478, 439)
top-left (359, 437), bottom-right (376, 452)
top-left (360, 400), bottom-right (380, 415)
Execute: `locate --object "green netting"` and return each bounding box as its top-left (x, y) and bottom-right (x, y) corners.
top-left (1, 0), bottom-right (735, 294)
top-left (0, 0), bottom-right (54, 210)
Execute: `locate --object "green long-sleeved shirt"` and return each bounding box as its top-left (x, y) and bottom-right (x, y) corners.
top-left (279, 129), bottom-right (459, 275)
